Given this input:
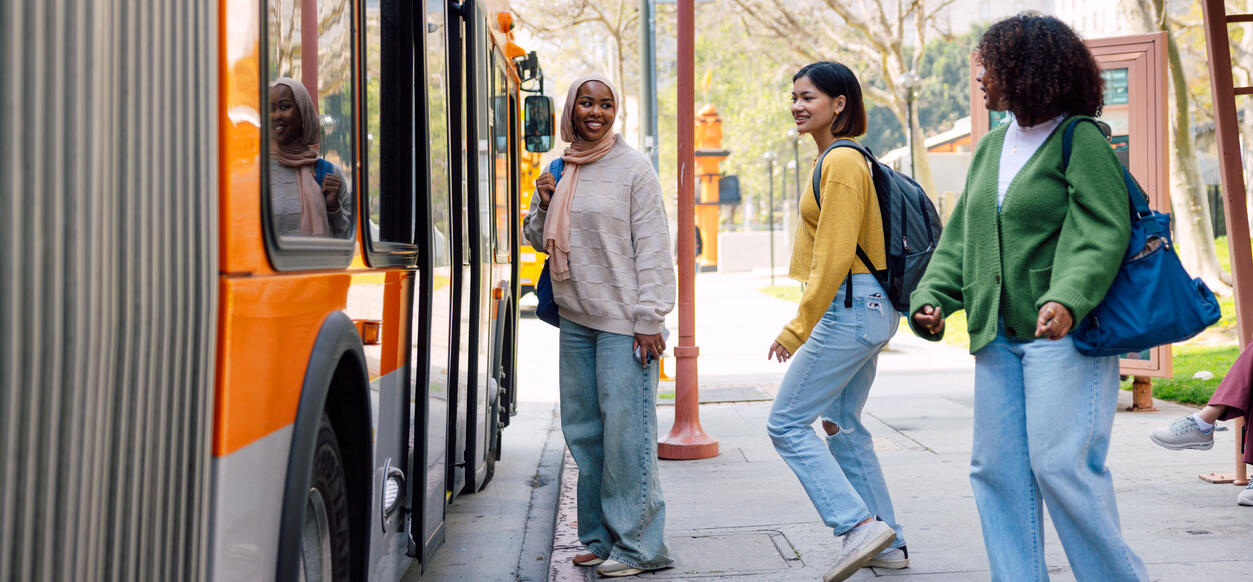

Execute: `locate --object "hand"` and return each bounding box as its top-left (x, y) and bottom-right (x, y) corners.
top-left (767, 341), bottom-right (792, 363)
top-left (322, 173), bottom-right (342, 212)
top-left (913, 305), bottom-right (945, 336)
top-left (535, 171), bottom-right (556, 210)
top-left (634, 332), bottom-right (666, 368)
top-left (1035, 301), bottom-right (1073, 340)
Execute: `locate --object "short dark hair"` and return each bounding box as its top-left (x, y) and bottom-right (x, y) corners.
top-left (793, 61), bottom-right (867, 139)
top-left (976, 13), bottom-right (1103, 121)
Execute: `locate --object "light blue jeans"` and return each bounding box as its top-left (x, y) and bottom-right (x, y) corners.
top-left (558, 318), bottom-right (673, 570)
top-left (767, 274), bottom-right (905, 545)
top-left (971, 322), bottom-right (1148, 581)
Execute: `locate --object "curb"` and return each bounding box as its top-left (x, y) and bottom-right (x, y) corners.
top-left (549, 449), bottom-right (588, 582)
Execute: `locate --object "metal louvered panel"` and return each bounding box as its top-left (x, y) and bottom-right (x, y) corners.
top-left (0, 0), bottom-right (218, 580)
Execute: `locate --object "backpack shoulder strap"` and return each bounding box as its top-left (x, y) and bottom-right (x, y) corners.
top-left (1061, 116), bottom-right (1156, 230)
top-left (811, 139), bottom-right (872, 209)
top-left (548, 158), bottom-right (565, 183)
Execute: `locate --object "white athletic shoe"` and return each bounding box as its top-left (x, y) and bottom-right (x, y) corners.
top-left (1239, 481), bottom-right (1253, 507)
top-left (866, 545), bottom-right (909, 569)
top-left (824, 520), bottom-right (897, 582)
top-left (1149, 415), bottom-right (1214, 451)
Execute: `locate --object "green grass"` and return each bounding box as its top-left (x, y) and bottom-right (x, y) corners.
top-left (761, 285), bottom-right (803, 302)
top-left (1124, 344), bottom-right (1240, 405)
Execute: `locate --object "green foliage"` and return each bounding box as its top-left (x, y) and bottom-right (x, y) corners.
top-left (1124, 344), bottom-right (1240, 406)
top-left (915, 27), bottom-right (983, 138)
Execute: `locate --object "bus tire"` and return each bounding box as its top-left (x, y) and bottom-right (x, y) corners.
top-left (302, 413), bottom-right (353, 582)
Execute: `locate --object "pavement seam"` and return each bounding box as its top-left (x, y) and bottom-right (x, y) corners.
top-left (549, 449), bottom-right (589, 582)
top-left (514, 404), bottom-right (564, 581)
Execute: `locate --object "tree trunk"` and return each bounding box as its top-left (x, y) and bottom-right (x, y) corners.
top-left (1162, 10), bottom-right (1231, 289)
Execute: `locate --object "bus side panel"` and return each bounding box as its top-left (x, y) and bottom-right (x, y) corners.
top-left (214, 274), bottom-right (351, 457)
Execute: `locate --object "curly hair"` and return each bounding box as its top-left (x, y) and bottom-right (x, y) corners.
top-left (976, 13), bottom-right (1103, 122)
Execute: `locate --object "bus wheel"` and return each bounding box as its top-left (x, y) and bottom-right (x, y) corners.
top-left (301, 414), bottom-right (352, 582)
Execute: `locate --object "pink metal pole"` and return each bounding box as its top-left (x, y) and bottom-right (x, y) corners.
top-left (301, 0), bottom-right (319, 113)
top-left (658, 0), bottom-right (718, 460)
top-left (1201, 0), bottom-right (1249, 484)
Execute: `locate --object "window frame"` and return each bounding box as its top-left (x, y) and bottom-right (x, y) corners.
top-left (259, 0), bottom-right (360, 272)
top-left (358, 0), bottom-right (421, 268)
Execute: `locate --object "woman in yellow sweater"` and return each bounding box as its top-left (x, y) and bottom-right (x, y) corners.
top-left (765, 61), bottom-right (905, 582)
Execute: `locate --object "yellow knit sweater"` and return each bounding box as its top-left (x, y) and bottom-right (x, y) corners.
top-left (776, 146), bottom-right (885, 353)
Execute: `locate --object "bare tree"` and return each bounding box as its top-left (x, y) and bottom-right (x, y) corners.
top-left (728, 0), bottom-right (957, 199)
top-left (1122, 0), bottom-right (1231, 291)
top-left (515, 0), bottom-right (640, 130)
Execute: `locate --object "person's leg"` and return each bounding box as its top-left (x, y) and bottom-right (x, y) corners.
top-left (594, 329), bottom-right (673, 570)
top-left (558, 318), bottom-right (613, 558)
top-left (1196, 404), bottom-right (1227, 425)
top-left (1021, 336), bottom-right (1148, 582)
top-left (970, 330), bottom-right (1048, 582)
top-left (767, 288), bottom-right (881, 538)
top-left (823, 305), bottom-right (905, 548)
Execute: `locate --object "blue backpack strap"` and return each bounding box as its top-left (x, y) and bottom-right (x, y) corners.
top-left (1061, 117), bottom-right (1161, 236)
top-left (314, 158), bottom-right (334, 186)
top-left (548, 158), bottom-right (565, 183)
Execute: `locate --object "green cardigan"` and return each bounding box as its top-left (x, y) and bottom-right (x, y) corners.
top-left (908, 116), bottom-right (1130, 353)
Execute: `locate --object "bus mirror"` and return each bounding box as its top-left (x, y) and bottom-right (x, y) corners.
top-left (524, 95), bottom-right (554, 153)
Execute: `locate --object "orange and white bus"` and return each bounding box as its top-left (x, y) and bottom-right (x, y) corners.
top-left (0, 0), bottom-right (555, 580)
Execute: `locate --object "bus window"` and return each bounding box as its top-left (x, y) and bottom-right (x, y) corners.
top-left (363, 0), bottom-right (421, 260)
top-left (265, 0), bottom-right (355, 243)
top-left (491, 63), bottom-right (511, 262)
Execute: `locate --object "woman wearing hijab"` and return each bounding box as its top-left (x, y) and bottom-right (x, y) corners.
top-left (268, 77), bottom-right (351, 238)
top-left (523, 75), bottom-right (676, 578)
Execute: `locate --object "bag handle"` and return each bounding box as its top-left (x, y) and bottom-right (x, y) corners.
top-left (1061, 117), bottom-right (1162, 236)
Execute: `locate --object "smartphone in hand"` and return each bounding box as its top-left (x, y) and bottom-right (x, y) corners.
top-left (634, 328), bottom-right (671, 365)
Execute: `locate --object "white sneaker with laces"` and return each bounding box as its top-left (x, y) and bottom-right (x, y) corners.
top-left (866, 545), bottom-right (909, 569)
top-left (1239, 481), bottom-right (1253, 507)
top-left (596, 559), bottom-right (645, 578)
top-left (824, 520), bottom-right (897, 582)
top-left (1149, 415), bottom-right (1214, 450)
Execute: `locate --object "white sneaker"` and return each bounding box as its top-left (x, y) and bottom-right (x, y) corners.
top-left (1149, 416), bottom-right (1214, 451)
top-left (824, 520), bottom-right (897, 582)
top-left (866, 545), bottom-right (909, 569)
top-left (596, 559), bottom-right (645, 578)
top-left (1239, 481), bottom-right (1253, 507)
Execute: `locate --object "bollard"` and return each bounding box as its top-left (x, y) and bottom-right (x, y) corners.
top-left (1127, 376), bottom-right (1157, 412)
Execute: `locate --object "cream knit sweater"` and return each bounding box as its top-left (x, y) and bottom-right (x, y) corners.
top-left (523, 141), bottom-right (676, 336)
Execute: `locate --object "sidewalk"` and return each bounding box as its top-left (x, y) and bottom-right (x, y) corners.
top-left (550, 271), bottom-right (1253, 581)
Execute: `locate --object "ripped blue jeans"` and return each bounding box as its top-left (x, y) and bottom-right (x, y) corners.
top-left (767, 274), bottom-right (905, 544)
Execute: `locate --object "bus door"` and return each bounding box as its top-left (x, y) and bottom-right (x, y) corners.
top-left (445, 0), bottom-right (474, 501)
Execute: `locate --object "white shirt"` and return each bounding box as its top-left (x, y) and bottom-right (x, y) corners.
top-left (998, 115), bottom-right (1065, 209)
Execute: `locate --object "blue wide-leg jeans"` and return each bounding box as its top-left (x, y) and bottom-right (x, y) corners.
top-left (558, 318), bottom-right (673, 570)
top-left (970, 323), bottom-right (1148, 581)
top-left (767, 274), bottom-right (906, 545)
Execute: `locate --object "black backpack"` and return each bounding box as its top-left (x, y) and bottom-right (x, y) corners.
top-left (812, 139), bottom-right (942, 312)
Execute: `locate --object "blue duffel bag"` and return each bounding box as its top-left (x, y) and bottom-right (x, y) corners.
top-left (1062, 117), bottom-right (1221, 357)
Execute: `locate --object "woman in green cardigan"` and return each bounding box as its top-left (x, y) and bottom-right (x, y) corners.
top-left (910, 15), bottom-right (1148, 581)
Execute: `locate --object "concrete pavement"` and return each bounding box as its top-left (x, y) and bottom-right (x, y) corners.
top-left (549, 270), bottom-right (1253, 581)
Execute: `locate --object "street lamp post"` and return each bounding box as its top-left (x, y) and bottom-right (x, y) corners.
top-left (786, 128), bottom-right (800, 201)
top-left (898, 71), bottom-right (922, 178)
top-left (764, 151), bottom-right (776, 286)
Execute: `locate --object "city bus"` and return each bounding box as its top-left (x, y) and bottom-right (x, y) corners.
top-left (0, 0), bottom-right (554, 580)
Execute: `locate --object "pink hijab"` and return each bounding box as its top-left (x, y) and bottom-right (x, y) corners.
top-left (543, 74), bottom-right (623, 281)
top-left (270, 77), bottom-right (332, 237)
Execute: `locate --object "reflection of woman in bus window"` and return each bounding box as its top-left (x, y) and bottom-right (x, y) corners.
top-left (268, 77), bottom-right (351, 238)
